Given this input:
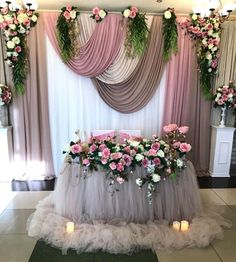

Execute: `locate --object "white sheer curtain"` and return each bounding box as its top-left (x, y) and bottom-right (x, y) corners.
top-left (46, 37), bottom-right (166, 175)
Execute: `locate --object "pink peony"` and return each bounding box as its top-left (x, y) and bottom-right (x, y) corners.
top-left (130, 149), bottom-right (136, 157)
top-left (151, 142), bottom-right (160, 151)
top-left (101, 157), bottom-right (108, 165)
top-left (172, 141), bottom-right (181, 149)
top-left (66, 5), bottom-right (72, 12)
top-left (148, 149), bottom-right (157, 156)
top-left (131, 6), bottom-right (138, 13)
top-left (222, 94), bottom-right (229, 101)
top-left (178, 126), bottom-right (189, 134)
top-left (116, 162), bottom-right (124, 172)
top-left (217, 99), bottom-right (224, 105)
top-left (89, 144), bottom-right (97, 153)
top-left (123, 154), bottom-right (132, 166)
top-left (142, 158), bottom-right (149, 168)
top-left (116, 176), bottom-right (125, 184)
top-left (102, 148), bottom-right (110, 159)
top-left (15, 46), bottom-right (22, 53)
top-left (179, 143), bottom-right (192, 153)
top-left (163, 124), bottom-right (178, 133)
top-left (109, 162), bottom-right (116, 170)
top-left (153, 158), bottom-right (161, 166)
top-left (63, 11), bottom-right (71, 20)
top-left (123, 146), bottom-right (131, 153)
top-left (71, 144), bottom-right (82, 154)
top-left (99, 143), bottom-right (106, 151)
top-left (211, 59), bottom-right (218, 69)
top-left (92, 7), bottom-right (100, 15)
top-left (129, 10), bottom-right (137, 18)
top-left (83, 158), bottom-right (90, 166)
top-left (221, 87), bottom-right (228, 94)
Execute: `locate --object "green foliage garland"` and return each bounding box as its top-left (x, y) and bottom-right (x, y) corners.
top-left (162, 8), bottom-right (178, 61)
top-left (57, 6), bottom-right (80, 63)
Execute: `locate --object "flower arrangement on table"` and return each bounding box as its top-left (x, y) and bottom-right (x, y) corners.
top-left (57, 6), bottom-right (80, 62)
top-left (180, 13), bottom-right (221, 98)
top-left (0, 4), bottom-right (38, 94)
top-left (91, 7), bottom-right (108, 22)
top-left (163, 8), bottom-right (178, 61)
top-left (63, 124), bottom-right (192, 203)
top-left (121, 6), bottom-right (149, 57)
top-left (0, 84), bottom-right (12, 106)
top-left (213, 80), bottom-right (236, 110)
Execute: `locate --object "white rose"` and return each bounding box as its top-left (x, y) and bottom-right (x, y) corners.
top-left (99, 9), bottom-right (106, 19)
top-left (176, 158), bottom-right (184, 168)
top-left (6, 41), bottom-right (15, 49)
top-left (4, 14), bottom-right (12, 21)
top-left (12, 36), bottom-right (20, 44)
top-left (217, 93), bottom-right (221, 98)
top-left (192, 14), bottom-right (198, 20)
top-left (31, 14), bottom-right (38, 22)
top-left (18, 26), bottom-right (26, 34)
top-left (214, 23), bottom-right (219, 29)
top-left (123, 9), bottom-right (131, 18)
top-left (7, 52), bottom-right (12, 57)
top-left (164, 10), bottom-right (171, 19)
top-left (63, 143), bottom-right (71, 153)
top-left (6, 59), bottom-right (12, 65)
top-left (152, 173), bottom-right (161, 183)
top-left (9, 24), bottom-right (16, 30)
top-left (157, 150), bottom-right (164, 158)
top-left (211, 46), bottom-right (217, 52)
top-left (130, 141), bottom-right (140, 147)
top-left (136, 178), bottom-right (143, 186)
top-left (135, 153), bottom-right (144, 162)
top-left (12, 51), bottom-right (18, 57)
top-left (208, 29), bottom-right (213, 36)
top-left (212, 32), bottom-right (219, 38)
top-left (70, 10), bottom-right (76, 19)
top-left (202, 38), bottom-right (207, 45)
top-left (208, 43), bottom-right (214, 49)
top-left (206, 52), bottom-right (212, 60)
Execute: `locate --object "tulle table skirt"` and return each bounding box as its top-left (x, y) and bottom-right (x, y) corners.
top-left (53, 161), bottom-right (202, 223)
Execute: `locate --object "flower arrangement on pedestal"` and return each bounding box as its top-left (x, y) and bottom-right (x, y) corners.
top-left (0, 3), bottom-right (38, 94)
top-left (122, 6), bottom-right (149, 57)
top-left (180, 14), bottom-right (221, 98)
top-left (91, 7), bottom-right (108, 22)
top-left (0, 84), bottom-right (12, 105)
top-left (57, 6), bottom-right (80, 62)
top-left (63, 124), bottom-right (192, 203)
top-left (162, 8), bottom-right (178, 61)
top-left (213, 80), bottom-right (236, 127)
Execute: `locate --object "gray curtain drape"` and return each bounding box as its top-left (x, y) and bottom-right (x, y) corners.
top-left (91, 16), bottom-right (165, 113)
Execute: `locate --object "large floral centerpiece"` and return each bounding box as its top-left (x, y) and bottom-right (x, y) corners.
top-left (180, 13), bottom-right (221, 98)
top-left (0, 84), bottom-right (12, 106)
top-left (63, 124), bottom-right (192, 203)
top-left (0, 4), bottom-right (38, 94)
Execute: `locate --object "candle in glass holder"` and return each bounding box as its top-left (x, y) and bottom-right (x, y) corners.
top-left (172, 221), bottom-right (181, 231)
top-left (66, 222), bottom-right (75, 233)
top-left (180, 220), bottom-right (189, 232)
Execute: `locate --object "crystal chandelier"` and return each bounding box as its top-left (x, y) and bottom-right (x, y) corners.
top-left (0, 0), bottom-right (38, 11)
top-left (192, 0), bottom-right (236, 21)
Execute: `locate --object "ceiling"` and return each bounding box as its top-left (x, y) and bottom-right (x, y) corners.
top-left (36, 0), bottom-right (235, 14)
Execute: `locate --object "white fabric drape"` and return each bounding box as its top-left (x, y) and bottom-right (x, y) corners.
top-left (46, 37), bottom-right (166, 175)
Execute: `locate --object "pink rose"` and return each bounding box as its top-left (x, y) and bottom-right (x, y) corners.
top-left (151, 142), bottom-right (160, 151)
top-left (116, 162), bottom-right (124, 172)
top-left (163, 124), bottom-right (178, 133)
top-left (116, 176), bottom-right (125, 184)
top-left (153, 158), bottom-right (161, 166)
top-left (102, 148), bottom-right (110, 159)
top-left (179, 143), bottom-right (192, 153)
top-left (207, 23), bottom-right (213, 30)
top-left (213, 38), bottom-right (220, 46)
top-left (211, 59), bottom-right (218, 69)
top-left (217, 99), bottom-right (224, 105)
top-left (130, 149), bottom-right (136, 157)
top-left (123, 146), bottom-right (131, 153)
top-left (142, 158), bottom-right (148, 168)
top-left (222, 94), bottom-right (229, 101)
top-left (148, 149), bottom-right (157, 156)
top-left (109, 162), bottom-right (116, 170)
top-left (71, 144), bottom-right (82, 154)
top-left (178, 126), bottom-right (189, 134)
top-left (89, 144), bottom-right (97, 153)
top-left (131, 6), bottom-right (138, 13)
top-left (83, 158), bottom-right (90, 166)
top-left (66, 5), bottom-right (72, 12)
top-left (92, 7), bottom-right (100, 15)
top-left (123, 154), bottom-right (132, 166)
top-left (101, 157), bottom-right (108, 165)
top-left (63, 11), bottom-right (71, 20)
top-left (129, 10), bottom-right (137, 18)
top-left (99, 144), bottom-right (106, 151)
top-left (95, 14), bottom-right (100, 20)
top-left (15, 46), bottom-right (22, 53)
top-left (172, 141), bottom-right (180, 149)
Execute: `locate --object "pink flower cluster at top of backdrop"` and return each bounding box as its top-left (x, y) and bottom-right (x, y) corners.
top-left (91, 7), bottom-right (108, 22)
top-left (62, 6), bottom-right (79, 21)
top-left (122, 6), bottom-right (139, 19)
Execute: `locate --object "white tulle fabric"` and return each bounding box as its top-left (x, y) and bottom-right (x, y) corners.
top-left (27, 161), bottom-right (231, 253)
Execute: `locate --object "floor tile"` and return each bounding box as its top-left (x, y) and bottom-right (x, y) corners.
top-left (228, 205), bottom-right (236, 213)
top-left (0, 182), bottom-right (17, 215)
top-left (0, 209), bottom-right (35, 234)
top-left (213, 189), bottom-right (236, 205)
top-left (199, 189), bottom-right (226, 205)
top-left (0, 234), bottom-right (37, 262)
top-left (157, 246), bottom-right (221, 262)
top-left (7, 191), bottom-right (51, 209)
top-left (217, 205), bottom-right (236, 229)
top-left (211, 229), bottom-right (236, 262)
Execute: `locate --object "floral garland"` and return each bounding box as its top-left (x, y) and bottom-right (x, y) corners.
top-left (63, 124), bottom-right (191, 203)
top-left (91, 7), bottom-right (108, 22)
top-left (122, 6), bottom-right (149, 57)
top-left (0, 6), bottom-right (38, 94)
top-left (180, 14), bottom-right (221, 98)
top-left (213, 80), bottom-right (236, 111)
top-left (163, 8), bottom-right (178, 61)
top-left (0, 84), bottom-right (12, 105)
top-left (56, 6), bottom-right (80, 63)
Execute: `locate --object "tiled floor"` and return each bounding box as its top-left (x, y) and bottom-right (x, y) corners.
top-left (1, 184), bottom-right (236, 262)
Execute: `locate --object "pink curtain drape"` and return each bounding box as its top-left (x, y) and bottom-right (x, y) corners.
top-left (162, 24), bottom-right (211, 176)
top-left (43, 12), bottom-right (124, 77)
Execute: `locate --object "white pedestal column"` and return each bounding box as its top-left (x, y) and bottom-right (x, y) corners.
top-left (209, 126), bottom-right (235, 177)
top-left (0, 126), bottom-right (13, 181)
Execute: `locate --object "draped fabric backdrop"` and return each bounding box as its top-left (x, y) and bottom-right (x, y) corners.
top-left (9, 15), bottom-right (55, 180)
top-left (162, 23), bottom-right (211, 176)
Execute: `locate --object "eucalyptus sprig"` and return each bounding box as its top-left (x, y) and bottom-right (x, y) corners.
top-left (122, 7), bottom-right (149, 57)
top-left (163, 8), bottom-right (178, 61)
top-left (57, 6), bottom-right (80, 63)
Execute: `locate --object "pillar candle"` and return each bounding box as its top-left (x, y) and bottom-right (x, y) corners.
top-left (66, 222), bottom-right (75, 233)
top-left (172, 221), bottom-right (181, 231)
top-left (180, 220), bottom-right (189, 232)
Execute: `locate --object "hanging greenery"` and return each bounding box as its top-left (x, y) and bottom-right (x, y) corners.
top-left (162, 8), bottom-right (178, 61)
top-left (0, 6), bottom-right (39, 94)
top-left (57, 6), bottom-right (80, 63)
top-left (122, 6), bottom-right (149, 57)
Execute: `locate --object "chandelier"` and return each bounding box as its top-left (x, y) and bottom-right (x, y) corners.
top-left (192, 0), bottom-right (236, 22)
top-left (0, 0), bottom-right (38, 11)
